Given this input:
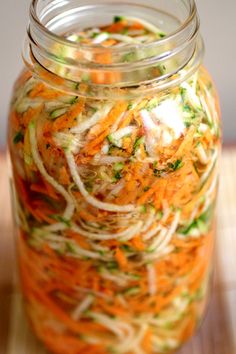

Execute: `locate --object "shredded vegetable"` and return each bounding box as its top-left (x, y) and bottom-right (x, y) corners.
top-left (9, 15), bottom-right (221, 354)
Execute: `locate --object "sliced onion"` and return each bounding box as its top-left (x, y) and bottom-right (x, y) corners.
top-left (65, 150), bottom-right (136, 213)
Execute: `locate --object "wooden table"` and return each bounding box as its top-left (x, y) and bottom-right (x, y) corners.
top-left (0, 150), bottom-right (236, 354)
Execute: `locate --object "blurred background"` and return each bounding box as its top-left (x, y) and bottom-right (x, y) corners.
top-left (0, 0), bottom-right (235, 149)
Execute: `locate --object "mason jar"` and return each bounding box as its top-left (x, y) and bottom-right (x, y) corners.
top-left (8, 0), bottom-right (221, 353)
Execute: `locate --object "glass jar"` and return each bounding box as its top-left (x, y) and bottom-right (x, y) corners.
top-left (8, 0), bottom-right (221, 353)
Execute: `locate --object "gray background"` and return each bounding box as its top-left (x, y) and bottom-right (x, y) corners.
top-left (0, 0), bottom-right (235, 149)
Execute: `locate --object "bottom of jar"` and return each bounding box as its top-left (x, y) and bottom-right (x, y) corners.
top-left (17, 224), bottom-right (214, 354)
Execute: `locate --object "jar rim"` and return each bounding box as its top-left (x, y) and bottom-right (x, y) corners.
top-left (30, 0), bottom-right (197, 54)
top-left (24, 0), bottom-right (204, 98)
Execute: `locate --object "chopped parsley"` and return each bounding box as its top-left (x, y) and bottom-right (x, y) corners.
top-left (183, 104), bottom-right (192, 112)
top-left (70, 96), bottom-right (79, 104)
top-left (127, 103), bottom-right (133, 110)
top-left (113, 162), bottom-right (124, 172)
top-left (113, 171), bottom-right (122, 181)
top-left (13, 131), bottom-right (24, 144)
top-left (133, 136), bottom-right (145, 153)
top-left (91, 32), bottom-right (100, 38)
top-left (143, 186), bottom-right (150, 192)
top-left (167, 159), bottom-right (183, 171)
top-left (113, 16), bottom-right (124, 23)
top-left (154, 159), bottom-right (183, 177)
top-left (121, 245), bottom-right (133, 253)
top-left (158, 32), bottom-right (166, 38)
top-left (51, 215), bottom-right (71, 227)
top-left (66, 242), bottom-right (77, 254)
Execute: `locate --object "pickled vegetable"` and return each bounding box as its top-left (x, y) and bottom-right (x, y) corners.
top-left (9, 16), bottom-right (220, 354)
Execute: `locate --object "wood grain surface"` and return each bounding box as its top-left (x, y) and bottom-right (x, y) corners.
top-left (0, 150), bottom-right (235, 354)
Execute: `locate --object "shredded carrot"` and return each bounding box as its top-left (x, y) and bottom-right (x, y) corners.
top-left (142, 328), bottom-right (153, 352)
top-left (137, 178), bottom-right (167, 205)
top-left (172, 125), bottom-right (196, 159)
top-left (9, 111), bottom-right (21, 132)
top-left (130, 235), bottom-right (145, 251)
top-left (130, 21), bottom-right (144, 30)
top-left (88, 102), bottom-right (128, 138)
top-left (115, 248), bottom-right (128, 268)
top-left (103, 39), bottom-right (117, 47)
top-left (103, 20), bottom-right (128, 33)
top-left (28, 82), bottom-right (46, 98)
top-left (80, 128), bottom-right (110, 157)
top-left (58, 166), bottom-right (71, 185)
top-left (30, 179), bottom-right (60, 200)
top-left (52, 98), bottom-right (85, 131)
top-left (22, 105), bottom-right (43, 127)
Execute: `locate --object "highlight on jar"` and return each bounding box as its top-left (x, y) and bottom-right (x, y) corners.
top-left (8, 0), bottom-right (221, 353)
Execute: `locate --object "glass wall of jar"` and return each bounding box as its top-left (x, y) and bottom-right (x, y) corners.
top-left (8, 0), bottom-right (221, 353)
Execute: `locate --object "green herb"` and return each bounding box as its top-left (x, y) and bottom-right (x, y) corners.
top-left (113, 162), bottom-right (124, 172)
top-left (98, 250), bottom-right (106, 256)
top-left (24, 153), bottom-right (33, 166)
top-left (55, 248), bottom-right (65, 256)
top-left (167, 159), bottom-right (183, 171)
top-left (113, 172), bottom-right (122, 181)
top-left (122, 27), bottom-right (129, 35)
top-left (13, 131), bottom-right (24, 144)
top-left (113, 16), bottom-right (124, 23)
top-left (50, 107), bottom-right (67, 119)
top-left (146, 98), bottom-right (159, 111)
top-left (122, 52), bottom-right (136, 63)
top-left (74, 82), bottom-right (80, 90)
top-left (91, 107), bottom-right (98, 113)
top-left (154, 168), bottom-right (164, 177)
top-left (178, 220), bottom-right (197, 235)
top-left (199, 204), bottom-right (214, 223)
top-left (127, 103), bottom-right (133, 110)
top-left (183, 104), bottom-right (192, 112)
top-left (156, 210), bottom-right (163, 220)
top-left (66, 242), bottom-right (77, 254)
top-left (108, 145), bottom-right (125, 155)
top-left (178, 205), bottom-right (214, 235)
top-left (121, 245), bottom-right (133, 253)
top-left (164, 322), bottom-right (175, 330)
top-left (91, 32), bottom-right (100, 38)
top-left (133, 136), bottom-right (145, 153)
top-left (107, 134), bottom-right (114, 144)
top-left (107, 262), bottom-right (119, 270)
top-left (140, 205), bottom-right (147, 213)
top-left (70, 96), bottom-right (79, 104)
top-left (184, 121), bottom-right (191, 128)
top-left (154, 159), bottom-right (183, 177)
top-left (107, 346), bottom-right (118, 354)
top-left (84, 181), bottom-right (93, 193)
top-left (207, 82), bottom-right (213, 91)
top-left (143, 186), bottom-right (150, 192)
top-left (81, 73), bottom-right (90, 82)
top-left (158, 32), bottom-right (166, 38)
top-left (51, 215), bottom-right (71, 227)
top-left (123, 286), bottom-right (140, 296)
top-left (156, 65), bottom-right (166, 75)
top-left (180, 87), bottom-right (187, 102)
